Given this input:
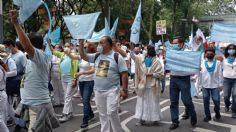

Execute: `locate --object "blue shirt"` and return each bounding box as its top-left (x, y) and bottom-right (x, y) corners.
top-left (60, 56), bottom-right (71, 75)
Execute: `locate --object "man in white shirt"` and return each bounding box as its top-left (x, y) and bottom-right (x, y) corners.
top-left (200, 47), bottom-right (223, 122)
top-left (79, 36), bottom-right (128, 132)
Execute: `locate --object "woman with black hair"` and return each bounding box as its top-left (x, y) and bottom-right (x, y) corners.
top-left (130, 44), bottom-right (164, 126)
top-left (223, 44), bottom-right (236, 118)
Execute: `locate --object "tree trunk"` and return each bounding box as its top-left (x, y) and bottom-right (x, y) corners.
top-left (172, 1), bottom-right (177, 36)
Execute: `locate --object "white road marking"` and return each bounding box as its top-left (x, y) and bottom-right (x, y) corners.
top-left (74, 110), bottom-right (128, 132)
top-left (193, 101), bottom-right (225, 108)
top-left (74, 110), bottom-right (98, 117)
top-left (193, 127), bottom-right (217, 132)
top-left (121, 100), bottom-right (179, 132)
top-left (77, 103), bottom-right (97, 108)
top-left (220, 113), bottom-right (232, 117)
top-left (120, 96), bottom-right (137, 104)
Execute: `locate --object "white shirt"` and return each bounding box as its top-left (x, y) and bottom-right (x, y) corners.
top-left (0, 66), bottom-right (6, 90)
top-left (223, 59), bottom-right (236, 79)
top-left (78, 59), bottom-right (94, 82)
top-left (200, 60), bottom-right (223, 88)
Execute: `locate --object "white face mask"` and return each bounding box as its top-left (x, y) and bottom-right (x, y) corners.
top-left (63, 47), bottom-right (70, 53)
top-left (97, 45), bottom-right (103, 53)
top-left (142, 50), bottom-right (147, 56)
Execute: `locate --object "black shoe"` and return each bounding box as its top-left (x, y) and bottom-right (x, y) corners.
top-left (225, 106), bottom-right (230, 112)
top-left (203, 116), bottom-right (211, 122)
top-left (169, 123), bottom-right (179, 130)
top-left (215, 113), bottom-right (221, 120)
top-left (191, 117), bottom-right (197, 127)
top-left (80, 122), bottom-right (88, 129)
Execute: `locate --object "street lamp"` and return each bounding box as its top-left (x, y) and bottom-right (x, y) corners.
top-left (0, 0), bottom-right (3, 43)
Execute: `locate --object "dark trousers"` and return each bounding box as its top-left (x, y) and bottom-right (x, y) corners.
top-left (79, 81), bottom-right (94, 123)
top-left (170, 75), bottom-right (197, 124)
top-left (224, 78), bottom-right (236, 113)
top-left (202, 88), bottom-right (220, 117)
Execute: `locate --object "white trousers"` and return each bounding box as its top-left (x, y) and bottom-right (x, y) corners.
top-left (95, 88), bottom-right (123, 132)
top-left (51, 71), bottom-right (64, 105)
top-left (61, 79), bottom-right (76, 114)
top-left (0, 91), bottom-right (9, 132)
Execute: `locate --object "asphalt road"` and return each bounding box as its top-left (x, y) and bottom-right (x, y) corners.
top-left (52, 78), bottom-right (236, 132)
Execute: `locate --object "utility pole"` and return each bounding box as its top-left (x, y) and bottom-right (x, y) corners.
top-left (0, 0), bottom-right (3, 43)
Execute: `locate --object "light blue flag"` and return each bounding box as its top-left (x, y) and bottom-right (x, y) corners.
top-left (87, 18), bottom-right (111, 43)
top-left (165, 41), bottom-right (171, 49)
top-left (104, 18), bottom-right (111, 36)
top-left (13, 0), bottom-right (43, 24)
top-left (49, 27), bottom-right (61, 46)
top-left (43, 34), bottom-right (52, 60)
top-left (110, 18), bottom-right (119, 38)
top-left (211, 23), bottom-right (236, 43)
top-left (155, 40), bottom-right (162, 49)
top-left (166, 49), bottom-right (201, 74)
top-left (71, 39), bottom-right (79, 45)
top-left (63, 12), bottom-right (101, 39)
top-left (130, 1), bottom-right (141, 44)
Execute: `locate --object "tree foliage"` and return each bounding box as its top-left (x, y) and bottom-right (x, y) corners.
top-left (2, 0), bottom-right (236, 43)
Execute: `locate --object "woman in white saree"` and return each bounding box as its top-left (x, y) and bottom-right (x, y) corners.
top-left (130, 44), bottom-right (164, 125)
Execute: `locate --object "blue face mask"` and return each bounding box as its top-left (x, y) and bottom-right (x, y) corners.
top-left (172, 44), bottom-right (181, 50)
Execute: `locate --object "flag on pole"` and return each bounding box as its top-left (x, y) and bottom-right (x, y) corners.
top-left (190, 29), bottom-right (207, 52)
top-left (110, 18), bottom-right (119, 38)
top-left (63, 12), bottom-right (101, 39)
top-left (13, 0), bottom-right (43, 24)
top-left (104, 18), bottom-right (110, 36)
top-left (130, 1), bottom-right (141, 44)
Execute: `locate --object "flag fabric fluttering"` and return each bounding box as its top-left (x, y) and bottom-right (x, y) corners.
top-left (190, 29), bottom-right (207, 52)
top-left (110, 18), bottom-right (119, 38)
top-left (166, 49), bottom-right (202, 74)
top-left (88, 18), bottom-right (119, 42)
top-left (130, 1), bottom-right (141, 44)
top-left (13, 0), bottom-right (43, 24)
top-left (87, 18), bottom-right (110, 43)
top-left (49, 27), bottom-right (61, 46)
top-left (165, 41), bottom-right (171, 49)
top-left (63, 12), bottom-right (101, 39)
top-left (43, 34), bottom-right (52, 60)
top-left (104, 18), bottom-right (111, 36)
top-left (211, 23), bottom-right (236, 43)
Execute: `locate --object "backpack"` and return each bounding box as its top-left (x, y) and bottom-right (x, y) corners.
top-left (6, 58), bottom-right (21, 96)
top-left (94, 52), bottom-right (119, 64)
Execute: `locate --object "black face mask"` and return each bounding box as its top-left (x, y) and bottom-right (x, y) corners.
top-left (206, 54), bottom-right (215, 60)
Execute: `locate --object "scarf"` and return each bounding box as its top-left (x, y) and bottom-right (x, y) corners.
top-left (204, 60), bottom-right (216, 74)
top-left (227, 57), bottom-right (235, 64)
top-left (144, 57), bottom-right (153, 67)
